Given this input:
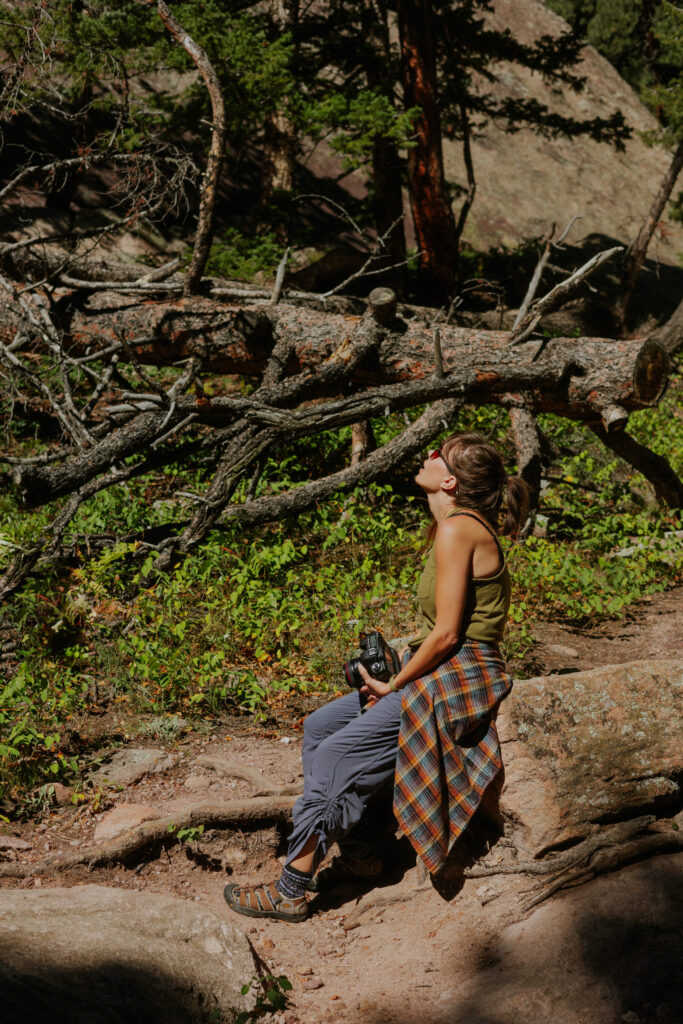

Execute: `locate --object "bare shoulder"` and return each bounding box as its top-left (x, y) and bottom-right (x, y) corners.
top-left (435, 514), bottom-right (479, 552)
top-left (437, 513), bottom-right (484, 540)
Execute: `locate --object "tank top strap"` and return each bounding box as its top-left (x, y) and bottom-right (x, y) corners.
top-left (445, 510), bottom-right (504, 559)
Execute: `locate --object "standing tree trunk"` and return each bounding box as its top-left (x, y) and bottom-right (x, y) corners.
top-left (363, 0), bottom-right (407, 288)
top-left (397, 0), bottom-right (458, 305)
top-left (615, 137), bottom-right (683, 330)
top-left (261, 0), bottom-right (299, 242)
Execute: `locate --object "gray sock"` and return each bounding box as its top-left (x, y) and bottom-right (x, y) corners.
top-left (276, 863), bottom-right (311, 899)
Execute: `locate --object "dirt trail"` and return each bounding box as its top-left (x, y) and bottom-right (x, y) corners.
top-left (2, 587), bottom-right (682, 1023)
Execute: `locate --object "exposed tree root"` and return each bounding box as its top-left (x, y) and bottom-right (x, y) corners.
top-left (341, 886), bottom-right (425, 930)
top-left (523, 828), bottom-right (683, 911)
top-left (196, 755), bottom-right (303, 797)
top-left (463, 816), bottom-right (653, 878)
top-left (458, 813), bottom-right (683, 911)
top-left (0, 795), bottom-right (296, 880)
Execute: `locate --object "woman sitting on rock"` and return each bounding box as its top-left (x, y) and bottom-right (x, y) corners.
top-left (224, 431), bottom-right (529, 922)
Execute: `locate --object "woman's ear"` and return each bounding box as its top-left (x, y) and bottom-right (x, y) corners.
top-left (440, 475), bottom-right (458, 497)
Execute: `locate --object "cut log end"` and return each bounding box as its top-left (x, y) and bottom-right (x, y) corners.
top-left (368, 287), bottom-right (397, 326)
top-left (633, 339), bottom-right (671, 406)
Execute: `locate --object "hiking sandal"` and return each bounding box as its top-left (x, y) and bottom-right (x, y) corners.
top-left (307, 854), bottom-right (384, 893)
top-left (223, 881), bottom-right (309, 923)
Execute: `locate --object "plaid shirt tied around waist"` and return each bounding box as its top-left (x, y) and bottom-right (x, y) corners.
top-left (393, 640), bottom-right (512, 875)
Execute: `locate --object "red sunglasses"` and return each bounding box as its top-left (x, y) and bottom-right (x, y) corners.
top-left (429, 449), bottom-right (454, 473)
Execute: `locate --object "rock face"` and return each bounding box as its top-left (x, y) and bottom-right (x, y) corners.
top-left (499, 659), bottom-right (683, 855)
top-left (450, 853), bottom-right (683, 1024)
top-left (0, 885), bottom-right (255, 1024)
top-left (444, 0), bottom-right (683, 268)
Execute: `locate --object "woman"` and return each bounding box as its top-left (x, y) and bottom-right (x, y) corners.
top-left (224, 431), bottom-right (529, 922)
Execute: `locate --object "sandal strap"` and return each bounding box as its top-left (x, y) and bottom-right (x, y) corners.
top-left (236, 883), bottom-right (282, 912)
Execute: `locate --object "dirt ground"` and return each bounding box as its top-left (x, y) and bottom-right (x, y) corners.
top-left (2, 586), bottom-right (682, 1023)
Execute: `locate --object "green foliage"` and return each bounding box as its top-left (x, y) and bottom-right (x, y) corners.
top-left (232, 974), bottom-right (293, 1024)
top-left (205, 229), bottom-right (284, 281)
top-left (546, 0), bottom-right (683, 139)
top-left (2, 387), bottom-right (682, 804)
top-left (303, 91), bottom-right (420, 171)
top-left (167, 823), bottom-right (204, 843)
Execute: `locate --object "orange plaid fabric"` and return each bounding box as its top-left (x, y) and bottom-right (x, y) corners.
top-left (393, 640), bottom-right (512, 875)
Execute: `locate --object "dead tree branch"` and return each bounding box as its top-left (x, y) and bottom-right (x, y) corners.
top-left (154, 0), bottom-right (227, 295)
top-left (510, 246), bottom-right (623, 347)
top-left (615, 138), bottom-right (683, 330)
top-left (590, 423), bottom-right (683, 507)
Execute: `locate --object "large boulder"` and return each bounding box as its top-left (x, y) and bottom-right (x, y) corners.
top-left (499, 659), bottom-right (683, 855)
top-left (0, 885), bottom-right (255, 1024)
top-left (445, 0), bottom-right (683, 270)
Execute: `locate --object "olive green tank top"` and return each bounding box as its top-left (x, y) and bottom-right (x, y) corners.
top-left (408, 509), bottom-right (511, 649)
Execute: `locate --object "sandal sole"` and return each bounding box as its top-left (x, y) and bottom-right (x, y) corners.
top-left (223, 884), bottom-right (308, 923)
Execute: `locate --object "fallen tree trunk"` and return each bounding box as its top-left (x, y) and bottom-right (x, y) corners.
top-left (55, 291), bottom-right (671, 413)
top-left (6, 296), bottom-right (671, 505)
top-left (1, 280), bottom-right (680, 598)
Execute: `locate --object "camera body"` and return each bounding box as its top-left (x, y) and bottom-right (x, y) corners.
top-left (343, 630), bottom-right (400, 689)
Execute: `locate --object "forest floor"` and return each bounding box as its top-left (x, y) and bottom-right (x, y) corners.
top-left (2, 585), bottom-right (682, 1024)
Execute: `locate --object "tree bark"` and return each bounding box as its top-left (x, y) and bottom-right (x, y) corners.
top-left (363, 0), bottom-right (407, 283)
top-left (397, 0), bottom-right (458, 304)
top-left (260, 0), bottom-right (299, 240)
top-left (51, 292), bottom-right (670, 415)
top-left (508, 407), bottom-right (542, 529)
top-left (590, 424), bottom-right (683, 507)
top-left (615, 137), bottom-right (683, 330)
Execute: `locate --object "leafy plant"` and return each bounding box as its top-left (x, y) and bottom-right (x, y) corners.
top-left (167, 823), bottom-right (205, 843)
top-left (231, 974), bottom-right (293, 1024)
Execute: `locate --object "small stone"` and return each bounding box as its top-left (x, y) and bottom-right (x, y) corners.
top-left (50, 783), bottom-right (74, 806)
top-left (546, 643), bottom-right (580, 659)
top-left (183, 775), bottom-right (211, 791)
top-left (94, 804), bottom-right (160, 842)
top-left (301, 977), bottom-right (324, 991)
top-left (33, 877), bottom-right (42, 888)
top-left (261, 937), bottom-right (275, 951)
top-left (0, 835), bottom-right (32, 852)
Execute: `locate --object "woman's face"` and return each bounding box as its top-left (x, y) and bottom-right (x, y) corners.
top-left (415, 448), bottom-right (456, 494)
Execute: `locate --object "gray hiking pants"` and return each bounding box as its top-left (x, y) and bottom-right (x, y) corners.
top-left (285, 690), bottom-right (403, 869)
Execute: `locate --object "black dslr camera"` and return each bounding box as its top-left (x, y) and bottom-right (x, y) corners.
top-left (343, 630), bottom-right (400, 689)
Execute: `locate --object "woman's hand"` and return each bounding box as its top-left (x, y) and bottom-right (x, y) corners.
top-left (358, 664), bottom-right (393, 702)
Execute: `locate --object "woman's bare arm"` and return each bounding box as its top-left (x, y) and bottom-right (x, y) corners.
top-left (359, 518), bottom-right (475, 698)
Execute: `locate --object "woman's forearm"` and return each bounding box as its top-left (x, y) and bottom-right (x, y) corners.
top-left (391, 630), bottom-right (459, 690)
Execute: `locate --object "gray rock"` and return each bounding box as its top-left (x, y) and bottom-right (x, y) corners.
top-left (89, 747), bottom-right (175, 787)
top-left (301, 976), bottom-right (324, 991)
top-left (499, 659), bottom-right (683, 854)
top-left (93, 803), bottom-right (160, 843)
top-left (183, 774), bottom-right (211, 792)
top-left (546, 643), bottom-right (580, 659)
top-left (0, 835), bottom-right (31, 852)
top-left (0, 885), bottom-right (256, 1024)
top-left (449, 854), bottom-right (683, 1024)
